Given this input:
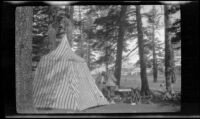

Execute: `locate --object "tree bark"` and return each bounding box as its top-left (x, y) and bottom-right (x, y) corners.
top-left (114, 5), bottom-right (127, 87)
top-left (78, 5), bottom-right (85, 58)
top-left (136, 5), bottom-right (151, 96)
top-left (48, 6), bottom-right (57, 51)
top-left (48, 24), bottom-right (57, 51)
top-left (87, 39), bottom-right (91, 69)
top-left (16, 7), bottom-right (35, 113)
top-left (171, 46), bottom-right (176, 83)
top-left (66, 5), bottom-right (74, 47)
top-left (152, 6), bottom-right (158, 82)
top-left (105, 46), bottom-right (109, 74)
top-left (152, 34), bottom-right (158, 82)
top-left (86, 8), bottom-right (93, 69)
top-left (164, 5), bottom-right (173, 93)
top-left (152, 23), bottom-right (158, 82)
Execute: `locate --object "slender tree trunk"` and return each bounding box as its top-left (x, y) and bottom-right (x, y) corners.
top-left (152, 25), bottom-right (158, 82)
top-left (87, 39), bottom-right (91, 69)
top-left (78, 5), bottom-right (84, 58)
top-left (171, 45), bottom-right (176, 83)
top-left (16, 7), bottom-right (35, 113)
top-left (48, 25), bottom-right (57, 52)
top-left (105, 46), bottom-right (109, 73)
top-left (114, 5), bottom-right (127, 87)
top-left (47, 7), bottom-right (56, 51)
top-left (136, 5), bottom-right (151, 96)
top-left (152, 6), bottom-right (158, 82)
top-left (48, 6), bottom-right (55, 24)
top-left (86, 9), bottom-right (93, 69)
top-left (65, 5), bottom-right (74, 47)
top-left (164, 5), bottom-right (173, 93)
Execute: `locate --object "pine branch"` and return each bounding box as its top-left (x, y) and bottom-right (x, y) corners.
top-left (123, 45), bottom-right (138, 60)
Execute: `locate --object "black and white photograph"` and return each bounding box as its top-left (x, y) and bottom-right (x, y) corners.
top-left (2, 1), bottom-right (200, 118)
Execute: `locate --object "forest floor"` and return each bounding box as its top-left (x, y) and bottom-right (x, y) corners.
top-left (79, 73), bottom-right (181, 113)
top-left (31, 73), bottom-right (181, 114)
top-left (81, 103), bottom-right (180, 113)
top-left (120, 73), bottom-right (181, 93)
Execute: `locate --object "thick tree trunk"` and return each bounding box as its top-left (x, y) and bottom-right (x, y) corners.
top-left (16, 7), bottom-right (35, 113)
top-left (136, 5), bottom-right (151, 96)
top-left (164, 5), bottom-right (173, 93)
top-left (114, 5), bottom-right (127, 87)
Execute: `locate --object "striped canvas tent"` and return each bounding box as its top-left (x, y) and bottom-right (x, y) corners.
top-left (33, 34), bottom-right (109, 111)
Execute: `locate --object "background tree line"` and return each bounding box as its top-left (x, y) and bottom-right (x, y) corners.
top-left (32, 5), bottom-right (181, 97)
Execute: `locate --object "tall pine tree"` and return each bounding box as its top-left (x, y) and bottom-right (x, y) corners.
top-left (136, 5), bottom-right (151, 96)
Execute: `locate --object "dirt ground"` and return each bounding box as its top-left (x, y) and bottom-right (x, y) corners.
top-left (28, 102), bottom-right (180, 114)
top-left (81, 103), bottom-right (180, 113)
